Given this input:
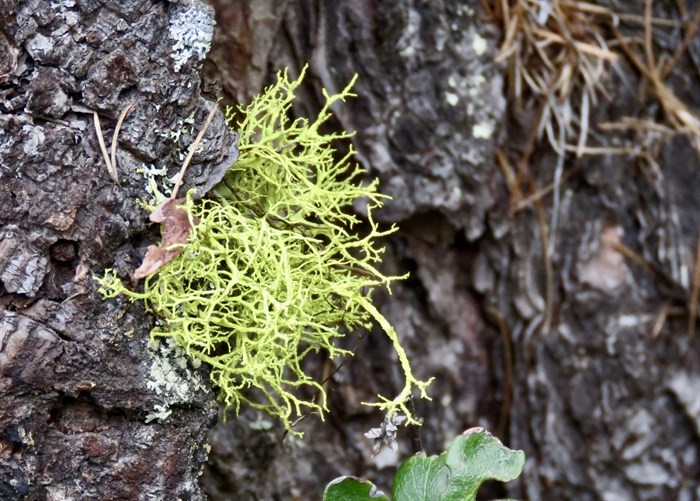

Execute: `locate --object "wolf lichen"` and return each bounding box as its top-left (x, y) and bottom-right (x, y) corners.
top-left (98, 67), bottom-right (432, 431)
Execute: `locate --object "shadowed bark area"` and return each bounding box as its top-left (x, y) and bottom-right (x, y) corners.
top-left (0, 0), bottom-right (235, 498)
top-left (203, 1), bottom-right (700, 500)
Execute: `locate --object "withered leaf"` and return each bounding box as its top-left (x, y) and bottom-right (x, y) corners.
top-left (133, 198), bottom-right (198, 280)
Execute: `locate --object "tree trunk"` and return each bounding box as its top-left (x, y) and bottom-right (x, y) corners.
top-left (0, 1), bottom-right (235, 498)
top-left (4, 0), bottom-right (699, 500)
top-left (203, 0), bottom-right (511, 498)
top-left (203, 1), bottom-right (700, 500)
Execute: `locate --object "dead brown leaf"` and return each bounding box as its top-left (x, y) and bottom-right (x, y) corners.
top-left (132, 102), bottom-right (219, 281)
top-left (133, 198), bottom-right (197, 280)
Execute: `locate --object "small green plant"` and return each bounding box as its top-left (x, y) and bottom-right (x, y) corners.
top-left (97, 67), bottom-right (432, 432)
top-left (324, 428), bottom-right (525, 501)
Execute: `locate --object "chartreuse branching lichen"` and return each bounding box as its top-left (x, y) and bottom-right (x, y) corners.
top-left (97, 67), bottom-right (432, 432)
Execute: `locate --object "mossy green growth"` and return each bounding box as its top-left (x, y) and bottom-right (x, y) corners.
top-left (97, 67), bottom-right (432, 432)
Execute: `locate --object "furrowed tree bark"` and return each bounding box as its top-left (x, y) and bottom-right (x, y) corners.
top-left (0, 1), bottom-right (235, 498)
top-left (203, 1), bottom-right (700, 500)
top-left (203, 0), bottom-right (509, 498)
top-left (4, 0), bottom-right (698, 499)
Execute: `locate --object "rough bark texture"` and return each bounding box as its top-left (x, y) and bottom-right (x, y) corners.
top-left (203, 0), bottom-right (508, 499)
top-left (0, 1), bottom-right (235, 498)
top-left (3, 0), bottom-right (699, 499)
top-left (203, 1), bottom-right (700, 500)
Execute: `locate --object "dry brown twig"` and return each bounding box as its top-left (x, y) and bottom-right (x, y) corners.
top-left (170, 103), bottom-right (219, 200)
top-left (485, 307), bottom-right (514, 439)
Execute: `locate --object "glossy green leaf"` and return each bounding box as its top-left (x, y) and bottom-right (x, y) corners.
top-left (392, 428), bottom-right (525, 501)
top-left (323, 476), bottom-right (390, 501)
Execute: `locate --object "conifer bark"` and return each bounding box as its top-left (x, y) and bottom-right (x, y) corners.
top-left (204, 1), bottom-right (700, 500)
top-left (0, 1), bottom-right (234, 498)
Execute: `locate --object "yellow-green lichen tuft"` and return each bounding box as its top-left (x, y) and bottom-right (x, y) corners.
top-left (98, 67), bottom-right (432, 432)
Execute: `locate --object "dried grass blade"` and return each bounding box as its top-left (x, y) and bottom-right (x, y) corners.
top-left (651, 301), bottom-right (671, 339)
top-left (599, 117), bottom-right (675, 135)
top-left (109, 102), bottom-right (135, 184)
top-left (660, 4), bottom-right (700, 78)
top-left (532, 180), bottom-right (554, 336)
top-left (496, 149), bottom-right (523, 202)
top-left (93, 112), bottom-right (115, 182)
top-left (562, 145), bottom-right (640, 156)
top-left (560, 1), bottom-right (611, 17)
top-left (645, 0), bottom-right (657, 74)
top-left (576, 89), bottom-right (591, 157)
top-left (689, 229), bottom-right (700, 341)
top-left (616, 12), bottom-right (681, 28)
top-left (497, 15), bottom-right (521, 62)
top-left (531, 27), bottom-right (619, 60)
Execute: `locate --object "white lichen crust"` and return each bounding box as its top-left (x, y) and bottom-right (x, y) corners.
top-left (168, 5), bottom-right (214, 73)
top-left (145, 337), bottom-right (207, 423)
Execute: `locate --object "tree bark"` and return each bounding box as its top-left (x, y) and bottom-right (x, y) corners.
top-left (203, 0), bottom-right (509, 499)
top-left (203, 1), bottom-right (700, 500)
top-left (0, 1), bottom-right (234, 498)
top-left (4, 0), bottom-right (698, 500)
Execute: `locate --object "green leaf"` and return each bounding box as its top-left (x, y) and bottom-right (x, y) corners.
top-left (392, 427), bottom-right (525, 501)
top-left (323, 476), bottom-right (390, 501)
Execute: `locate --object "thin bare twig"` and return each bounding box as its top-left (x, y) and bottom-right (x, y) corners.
top-left (171, 102), bottom-right (219, 200)
top-left (530, 178), bottom-right (554, 336)
top-left (610, 241), bottom-right (661, 279)
top-left (548, 113), bottom-right (566, 256)
top-left (512, 165), bottom-right (579, 213)
top-left (651, 301), bottom-right (671, 339)
top-left (496, 149), bottom-right (524, 206)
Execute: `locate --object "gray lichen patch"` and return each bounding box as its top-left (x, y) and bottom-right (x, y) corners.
top-left (145, 337), bottom-right (208, 423)
top-left (286, 2), bottom-right (505, 238)
top-left (168, 4), bottom-right (215, 73)
top-left (0, 0), bottom-right (227, 497)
